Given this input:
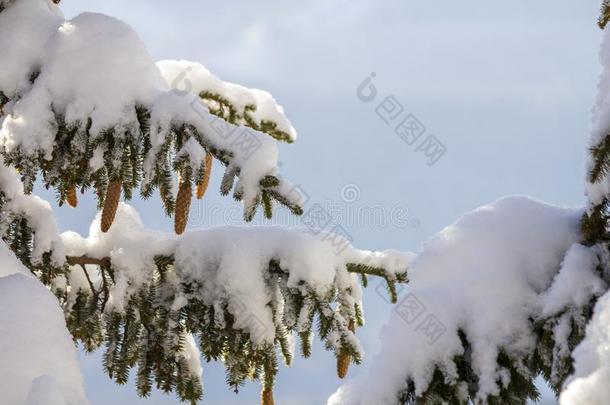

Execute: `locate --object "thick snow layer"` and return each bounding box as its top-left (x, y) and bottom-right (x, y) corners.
top-left (1, 9), bottom-right (164, 154)
top-left (147, 91), bottom-right (279, 207)
top-left (40, 13), bottom-right (164, 135)
top-left (0, 0), bottom-right (290, 209)
top-left (0, 155), bottom-right (64, 263)
top-left (541, 243), bottom-right (605, 317)
top-left (158, 60), bottom-right (297, 141)
top-left (0, 238), bottom-right (31, 278)
top-left (0, 242), bottom-right (88, 405)
top-left (560, 290), bottom-right (610, 405)
top-left (0, 0), bottom-right (63, 97)
top-left (329, 196), bottom-right (581, 405)
top-left (587, 27), bottom-right (610, 205)
top-left (62, 203), bottom-right (411, 345)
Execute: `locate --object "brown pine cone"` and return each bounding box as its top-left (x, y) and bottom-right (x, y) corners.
top-left (196, 152), bottom-right (213, 199)
top-left (337, 320), bottom-right (356, 379)
top-left (174, 178), bottom-right (192, 235)
top-left (101, 180), bottom-right (121, 233)
top-left (66, 187), bottom-right (78, 208)
top-left (337, 352), bottom-right (350, 379)
top-left (261, 387), bottom-right (274, 405)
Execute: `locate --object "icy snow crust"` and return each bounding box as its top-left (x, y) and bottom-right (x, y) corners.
top-left (329, 196), bottom-right (584, 405)
top-left (0, 0), bottom-right (291, 208)
top-left (0, 243), bottom-right (88, 405)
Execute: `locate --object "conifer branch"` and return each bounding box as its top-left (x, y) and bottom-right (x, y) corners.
top-left (67, 255), bottom-right (112, 267)
top-left (66, 255), bottom-right (407, 287)
top-left (600, 0), bottom-right (610, 29)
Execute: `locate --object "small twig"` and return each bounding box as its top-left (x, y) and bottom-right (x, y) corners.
top-left (66, 255), bottom-right (408, 303)
top-left (100, 265), bottom-right (111, 313)
top-left (67, 255), bottom-right (111, 267)
top-left (79, 264), bottom-right (98, 298)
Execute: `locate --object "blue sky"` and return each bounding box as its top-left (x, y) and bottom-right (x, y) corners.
top-left (46, 0), bottom-right (601, 404)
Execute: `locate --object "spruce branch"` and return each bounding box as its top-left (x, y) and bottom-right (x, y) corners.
top-left (2, 101), bottom-right (303, 234)
top-left (200, 91), bottom-right (294, 144)
top-left (588, 135), bottom-right (610, 183)
top-left (600, 0), bottom-right (610, 29)
top-left (0, 91), bottom-right (8, 115)
top-left (57, 250), bottom-right (408, 402)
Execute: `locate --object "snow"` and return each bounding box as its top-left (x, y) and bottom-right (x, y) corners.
top-left (0, 0), bottom-right (296, 214)
top-left (0, 0), bottom-right (63, 97)
top-left (541, 243), bottom-right (606, 317)
top-left (182, 334), bottom-right (203, 381)
top-left (1, 9), bottom-right (163, 155)
top-left (587, 27), bottom-right (610, 206)
top-left (329, 196), bottom-right (582, 405)
top-left (177, 137), bottom-right (207, 169)
top-left (0, 155), bottom-right (64, 263)
top-left (557, 23), bottom-right (610, 405)
top-left (0, 242), bottom-right (88, 405)
top-left (41, 13), bottom-right (164, 135)
top-left (560, 290), bottom-right (610, 405)
top-left (61, 203), bottom-right (411, 346)
top-left (146, 90), bottom-right (279, 207)
top-left (158, 60), bottom-right (297, 142)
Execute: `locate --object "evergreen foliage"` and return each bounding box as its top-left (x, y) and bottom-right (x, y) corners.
top-left (0, 196), bottom-right (406, 404)
top-left (0, 3), bottom-right (408, 403)
top-left (2, 98), bottom-right (300, 230)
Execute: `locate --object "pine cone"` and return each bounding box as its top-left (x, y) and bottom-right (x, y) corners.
top-left (66, 187), bottom-right (78, 208)
top-left (337, 352), bottom-right (350, 379)
top-left (196, 152), bottom-right (213, 199)
top-left (337, 320), bottom-right (356, 379)
top-left (261, 387), bottom-right (274, 405)
top-left (101, 180), bottom-right (121, 233)
top-left (174, 178), bottom-right (192, 235)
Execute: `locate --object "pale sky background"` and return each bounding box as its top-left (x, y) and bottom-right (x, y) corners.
top-left (39, 0), bottom-right (601, 404)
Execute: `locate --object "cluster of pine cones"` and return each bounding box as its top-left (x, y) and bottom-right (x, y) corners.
top-left (66, 153), bottom-right (213, 235)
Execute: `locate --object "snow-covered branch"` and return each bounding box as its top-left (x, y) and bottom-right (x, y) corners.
top-left (0, 1), bottom-right (418, 404)
top-left (329, 197), bottom-right (586, 405)
top-left (0, 155), bottom-right (65, 268)
top-left (51, 204), bottom-right (411, 402)
top-left (0, 0), bottom-right (304, 235)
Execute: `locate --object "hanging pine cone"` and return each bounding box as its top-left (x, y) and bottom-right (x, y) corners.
top-left (261, 387), bottom-right (274, 405)
top-left (66, 187), bottom-right (78, 208)
top-left (337, 320), bottom-right (356, 379)
top-left (196, 152), bottom-right (213, 199)
top-left (337, 351), bottom-right (350, 379)
top-left (101, 180), bottom-right (121, 233)
top-left (174, 177), bottom-right (192, 235)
